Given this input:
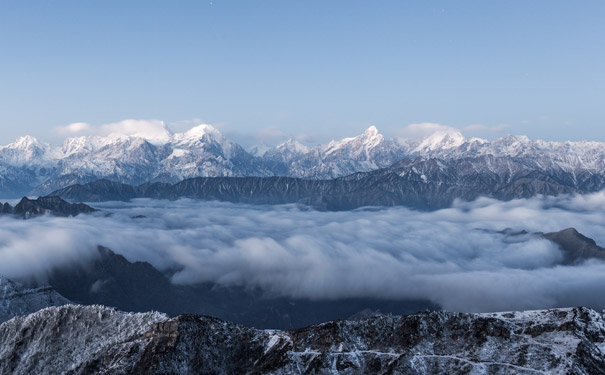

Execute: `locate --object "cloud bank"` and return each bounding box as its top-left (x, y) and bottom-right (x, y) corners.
top-left (2, 193), bottom-right (605, 312)
top-left (54, 119), bottom-right (173, 143)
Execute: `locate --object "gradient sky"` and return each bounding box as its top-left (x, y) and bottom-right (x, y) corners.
top-left (0, 0), bottom-right (604, 146)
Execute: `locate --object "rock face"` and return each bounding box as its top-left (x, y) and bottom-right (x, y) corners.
top-left (1, 305), bottom-right (605, 374)
top-left (0, 276), bottom-right (71, 323)
top-left (0, 196), bottom-right (97, 218)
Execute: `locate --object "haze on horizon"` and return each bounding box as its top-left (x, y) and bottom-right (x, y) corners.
top-left (1, 1), bottom-right (603, 145)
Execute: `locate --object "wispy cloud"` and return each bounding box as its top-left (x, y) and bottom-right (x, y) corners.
top-left (54, 119), bottom-right (172, 140)
top-left (54, 122), bottom-right (93, 136)
top-left (463, 123), bottom-right (511, 133)
top-left (397, 123), bottom-right (461, 139)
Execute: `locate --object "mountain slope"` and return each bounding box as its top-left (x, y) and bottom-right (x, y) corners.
top-left (0, 276), bottom-right (71, 323)
top-left (1, 305), bottom-right (604, 374)
top-left (51, 154), bottom-right (605, 210)
top-left (44, 246), bottom-right (435, 329)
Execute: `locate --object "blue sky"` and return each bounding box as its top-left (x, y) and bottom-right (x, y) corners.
top-left (0, 1), bottom-right (603, 145)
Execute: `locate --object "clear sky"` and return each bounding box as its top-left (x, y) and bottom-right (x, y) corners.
top-left (0, 0), bottom-right (603, 146)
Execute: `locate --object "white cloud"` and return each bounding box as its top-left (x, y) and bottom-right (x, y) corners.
top-left (54, 119), bottom-right (174, 143)
top-left (398, 123), bottom-right (460, 139)
top-left (463, 123), bottom-right (511, 132)
top-left (54, 122), bottom-right (93, 136)
top-left (2, 193), bottom-right (605, 312)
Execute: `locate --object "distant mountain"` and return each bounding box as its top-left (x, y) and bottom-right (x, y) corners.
top-left (494, 227), bottom-right (605, 265)
top-left (0, 196), bottom-right (96, 218)
top-left (6, 123), bottom-right (605, 198)
top-left (2, 305), bottom-right (605, 374)
top-left (0, 276), bottom-right (71, 323)
top-left (542, 228), bottom-right (605, 264)
top-left (43, 246), bottom-right (435, 330)
top-left (51, 153), bottom-right (605, 210)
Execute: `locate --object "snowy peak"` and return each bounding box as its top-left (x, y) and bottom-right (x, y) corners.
top-left (275, 139), bottom-right (310, 154)
top-left (0, 135), bottom-right (52, 165)
top-left (414, 130), bottom-right (465, 152)
top-left (7, 135), bottom-right (44, 150)
top-left (323, 126), bottom-right (386, 156)
top-left (359, 125), bottom-right (384, 148)
top-left (363, 125), bottom-right (379, 137)
top-left (60, 136), bottom-right (106, 157)
top-left (180, 124), bottom-right (222, 140)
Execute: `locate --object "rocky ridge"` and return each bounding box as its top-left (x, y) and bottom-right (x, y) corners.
top-left (1, 305), bottom-right (604, 374)
top-left (0, 196), bottom-right (97, 218)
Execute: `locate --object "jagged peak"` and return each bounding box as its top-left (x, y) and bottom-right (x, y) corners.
top-left (497, 134), bottom-right (531, 144)
top-left (276, 138), bottom-right (310, 154)
top-left (363, 125), bottom-right (379, 137)
top-left (323, 126), bottom-right (385, 155)
top-left (414, 130), bottom-right (466, 152)
top-left (182, 124), bottom-right (222, 139)
top-left (4, 135), bottom-right (47, 150)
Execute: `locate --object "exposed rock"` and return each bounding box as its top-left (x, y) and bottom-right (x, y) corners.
top-left (1, 305), bottom-right (605, 374)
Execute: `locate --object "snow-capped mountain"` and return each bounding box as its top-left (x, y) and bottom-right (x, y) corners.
top-left (2, 305), bottom-right (605, 374)
top-left (4, 122), bottom-right (605, 197)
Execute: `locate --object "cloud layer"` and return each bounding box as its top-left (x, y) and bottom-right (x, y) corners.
top-left (2, 193), bottom-right (605, 312)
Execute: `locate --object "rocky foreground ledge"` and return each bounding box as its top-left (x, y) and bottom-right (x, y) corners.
top-left (1, 305), bottom-right (605, 374)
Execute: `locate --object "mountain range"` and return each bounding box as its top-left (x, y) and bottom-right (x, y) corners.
top-left (4, 123), bottom-right (605, 200)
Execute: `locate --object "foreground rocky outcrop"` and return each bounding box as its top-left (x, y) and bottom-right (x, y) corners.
top-left (1, 305), bottom-right (604, 374)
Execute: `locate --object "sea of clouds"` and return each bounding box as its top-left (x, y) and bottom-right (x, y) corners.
top-left (2, 192), bottom-right (605, 312)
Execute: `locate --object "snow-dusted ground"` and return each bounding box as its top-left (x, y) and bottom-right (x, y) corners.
top-left (0, 305), bottom-right (604, 374)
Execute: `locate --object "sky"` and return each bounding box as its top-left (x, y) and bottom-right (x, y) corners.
top-left (0, 1), bottom-right (604, 146)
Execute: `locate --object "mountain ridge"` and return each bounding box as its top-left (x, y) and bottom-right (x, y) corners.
top-left (1, 304), bottom-right (605, 374)
top-left (49, 153), bottom-right (604, 210)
